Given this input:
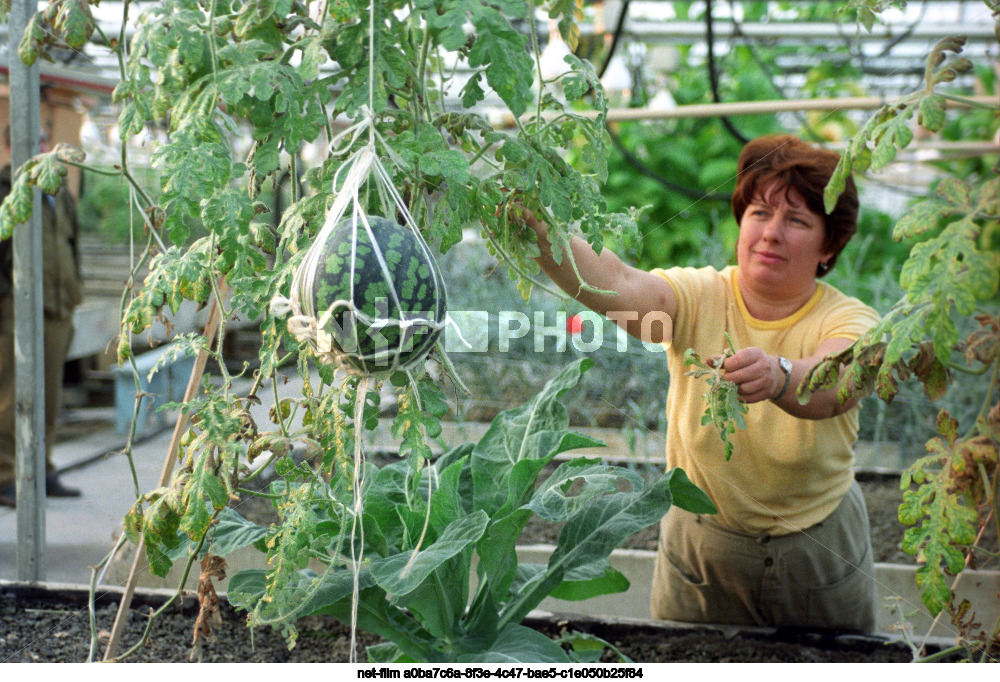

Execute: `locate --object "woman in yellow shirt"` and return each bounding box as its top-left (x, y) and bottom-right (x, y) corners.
top-left (520, 134), bottom-right (879, 631)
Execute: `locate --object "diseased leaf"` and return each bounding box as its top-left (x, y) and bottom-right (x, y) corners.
top-left (916, 94), bottom-right (947, 132)
top-left (892, 201), bottom-right (951, 240)
top-left (907, 342), bottom-right (949, 401)
top-left (54, 0), bottom-right (97, 49)
top-left (897, 410), bottom-right (983, 615)
top-left (935, 177), bottom-right (972, 211)
top-left (976, 176), bottom-right (999, 218)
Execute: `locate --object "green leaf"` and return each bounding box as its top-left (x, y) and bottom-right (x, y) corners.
top-left (685, 343), bottom-right (746, 460)
top-left (871, 114), bottom-right (914, 170)
top-left (476, 507), bottom-right (533, 604)
top-left (226, 569), bottom-right (269, 612)
top-left (548, 560), bottom-right (630, 601)
top-left (210, 507), bottom-right (270, 556)
top-left (369, 510), bottom-right (489, 597)
top-left (456, 623), bottom-right (570, 664)
top-left (499, 471), bottom-right (676, 628)
top-left (366, 642), bottom-right (411, 664)
top-left (419, 0), bottom-right (468, 51)
top-left (471, 359), bottom-right (602, 517)
top-left (665, 467), bottom-right (717, 515)
top-left (525, 458), bottom-right (643, 522)
top-left (467, 11), bottom-right (533, 118)
top-left (460, 73), bottom-right (487, 109)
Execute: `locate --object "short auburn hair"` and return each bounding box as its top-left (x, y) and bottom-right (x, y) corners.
top-left (732, 134), bottom-right (858, 277)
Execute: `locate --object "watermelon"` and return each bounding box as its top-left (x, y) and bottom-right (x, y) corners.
top-left (311, 215), bottom-right (447, 374)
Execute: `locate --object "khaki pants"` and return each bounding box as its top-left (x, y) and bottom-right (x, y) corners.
top-left (651, 480), bottom-right (876, 632)
top-left (0, 303), bottom-right (74, 489)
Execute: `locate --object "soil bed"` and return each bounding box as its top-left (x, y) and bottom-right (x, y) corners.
top-left (0, 584), bottom-right (943, 663)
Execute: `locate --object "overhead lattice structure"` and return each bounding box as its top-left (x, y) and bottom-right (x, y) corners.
top-left (1, 1), bottom-right (995, 117)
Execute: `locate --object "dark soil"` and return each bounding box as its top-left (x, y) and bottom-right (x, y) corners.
top-left (0, 584), bottom-right (940, 663)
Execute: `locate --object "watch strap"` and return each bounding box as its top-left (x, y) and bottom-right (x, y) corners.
top-left (774, 357), bottom-right (792, 401)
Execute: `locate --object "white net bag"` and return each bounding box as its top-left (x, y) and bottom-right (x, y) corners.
top-left (272, 123), bottom-right (448, 377)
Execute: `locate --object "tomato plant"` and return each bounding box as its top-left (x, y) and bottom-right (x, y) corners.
top-left (683, 334), bottom-right (746, 461)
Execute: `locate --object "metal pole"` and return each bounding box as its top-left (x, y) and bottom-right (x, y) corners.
top-left (8, 0), bottom-right (46, 582)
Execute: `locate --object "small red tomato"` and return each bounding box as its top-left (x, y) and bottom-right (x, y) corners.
top-left (566, 314), bottom-right (583, 335)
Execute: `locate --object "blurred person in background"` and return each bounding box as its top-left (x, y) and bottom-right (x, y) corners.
top-left (0, 124), bottom-right (83, 507)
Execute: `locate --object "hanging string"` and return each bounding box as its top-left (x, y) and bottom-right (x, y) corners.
top-left (350, 0), bottom-right (377, 664)
top-left (348, 376), bottom-right (369, 664)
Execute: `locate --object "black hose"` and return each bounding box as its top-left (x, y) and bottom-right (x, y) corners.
top-left (704, 0), bottom-right (750, 145)
top-left (607, 131), bottom-right (731, 202)
top-left (594, 0), bottom-right (726, 201)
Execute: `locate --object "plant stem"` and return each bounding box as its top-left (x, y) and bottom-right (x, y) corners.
top-left (942, 93), bottom-right (1000, 110)
top-left (86, 532), bottom-right (130, 662)
top-left (947, 361), bottom-right (991, 376)
top-left (236, 484), bottom-right (282, 500)
top-left (980, 614), bottom-right (1000, 662)
top-left (974, 360), bottom-right (999, 428)
top-left (483, 228), bottom-right (569, 302)
top-left (416, 28), bottom-right (433, 123)
top-left (109, 515), bottom-right (217, 662)
top-left (915, 643), bottom-right (969, 662)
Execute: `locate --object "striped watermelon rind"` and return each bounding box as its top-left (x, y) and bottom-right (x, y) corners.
top-left (312, 215), bottom-right (447, 374)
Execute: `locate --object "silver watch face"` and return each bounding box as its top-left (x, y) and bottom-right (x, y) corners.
top-left (779, 356), bottom-right (793, 374)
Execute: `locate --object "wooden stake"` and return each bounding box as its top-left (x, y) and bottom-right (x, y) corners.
top-left (103, 279), bottom-right (230, 661)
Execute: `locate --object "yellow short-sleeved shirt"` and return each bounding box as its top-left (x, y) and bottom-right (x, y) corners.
top-left (652, 265), bottom-right (880, 536)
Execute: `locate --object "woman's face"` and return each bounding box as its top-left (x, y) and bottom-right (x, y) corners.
top-left (736, 183), bottom-right (833, 295)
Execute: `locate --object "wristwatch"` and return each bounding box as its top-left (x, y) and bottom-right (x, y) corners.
top-left (774, 356), bottom-right (793, 400)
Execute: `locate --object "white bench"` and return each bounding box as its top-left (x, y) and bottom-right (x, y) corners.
top-left (111, 343), bottom-right (196, 436)
top-left (67, 300), bottom-right (118, 361)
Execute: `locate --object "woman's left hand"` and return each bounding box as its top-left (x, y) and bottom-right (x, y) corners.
top-left (716, 336), bottom-right (863, 419)
top-left (719, 347), bottom-right (783, 404)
